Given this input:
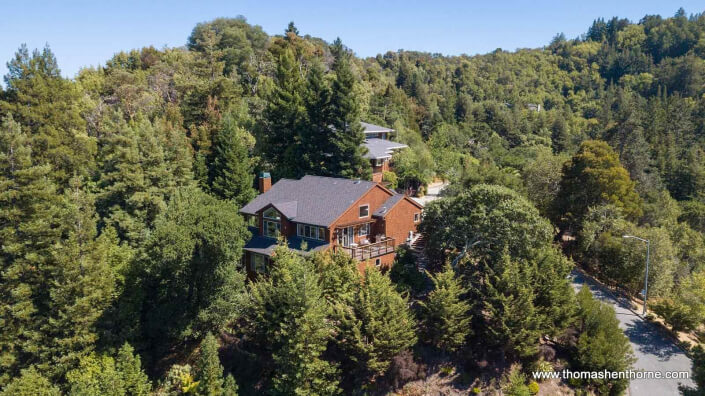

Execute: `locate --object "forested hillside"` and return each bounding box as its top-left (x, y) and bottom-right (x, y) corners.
top-left (2, 7), bottom-right (705, 395)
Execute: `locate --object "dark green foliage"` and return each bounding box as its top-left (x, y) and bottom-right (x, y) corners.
top-left (389, 246), bottom-right (427, 295)
top-left (419, 263), bottom-right (471, 352)
top-left (483, 254), bottom-right (542, 360)
top-left (692, 345), bottom-right (705, 394)
top-left (195, 333), bottom-right (232, 396)
top-left (572, 287), bottom-right (635, 395)
top-left (1, 45), bottom-right (95, 186)
top-left (327, 38), bottom-right (371, 179)
top-left (5, 8), bottom-right (705, 394)
top-left (208, 114), bottom-right (256, 206)
top-left (133, 186), bottom-right (248, 347)
top-left (96, 116), bottom-right (194, 246)
top-left (334, 268), bottom-right (417, 381)
top-left (246, 247), bottom-right (340, 395)
top-left (419, 184), bottom-right (553, 265)
top-left (553, 140), bottom-right (642, 228)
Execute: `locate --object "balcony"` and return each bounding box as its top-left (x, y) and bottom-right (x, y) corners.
top-left (336, 238), bottom-right (395, 260)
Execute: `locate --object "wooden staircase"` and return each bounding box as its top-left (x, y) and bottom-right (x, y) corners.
top-left (409, 234), bottom-right (427, 270)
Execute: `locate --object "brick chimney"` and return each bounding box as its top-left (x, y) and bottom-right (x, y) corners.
top-left (258, 172), bottom-right (271, 194)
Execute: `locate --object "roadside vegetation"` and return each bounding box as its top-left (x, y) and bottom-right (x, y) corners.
top-left (2, 7), bottom-right (705, 395)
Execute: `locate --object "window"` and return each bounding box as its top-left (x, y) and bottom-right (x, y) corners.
top-left (264, 220), bottom-right (280, 238)
top-left (251, 254), bottom-right (266, 274)
top-left (375, 258), bottom-right (381, 267)
top-left (297, 224), bottom-right (326, 241)
top-left (263, 207), bottom-right (281, 220)
top-left (359, 223), bottom-right (369, 236)
top-left (375, 159), bottom-right (384, 167)
top-left (414, 213), bottom-right (420, 223)
top-left (359, 204), bottom-right (369, 218)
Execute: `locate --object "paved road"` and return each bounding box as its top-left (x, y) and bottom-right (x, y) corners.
top-left (412, 181), bottom-right (449, 206)
top-left (570, 269), bottom-right (695, 395)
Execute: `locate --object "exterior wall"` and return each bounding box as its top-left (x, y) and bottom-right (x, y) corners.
top-left (371, 158), bottom-right (390, 177)
top-left (330, 185), bottom-right (394, 248)
top-left (356, 251), bottom-right (396, 273)
top-left (257, 206), bottom-right (296, 239)
top-left (383, 198), bottom-right (423, 245)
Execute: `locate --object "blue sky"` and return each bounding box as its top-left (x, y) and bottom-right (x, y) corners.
top-left (1, 1), bottom-right (703, 81)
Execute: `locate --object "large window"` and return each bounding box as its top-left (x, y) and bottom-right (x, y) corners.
top-left (264, 220), bottom-right (280, 238)
top-left (297, 223), bottom-right (325, 241)
top-left (414, 213), bottom-right (420, 223)
top-left (359, 204), bottom-right (369, 218)
top-left (263, 207), bottom-right (281, 238)
top-left (359, 223), bottom-right (370, 236)
top-left (251, 254), bottom-right (266, 274)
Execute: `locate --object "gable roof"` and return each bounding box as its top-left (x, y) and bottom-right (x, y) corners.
top-left (373, 194), bottom-right (405, 217)
top-left (240, 175), bottom-right (378, 227)
top-left (361, 122), bottom-right (395, 134)
top-left (363, 138), bottom-right (408, 159)
top-left (373, 193), bottom-right (423, 217)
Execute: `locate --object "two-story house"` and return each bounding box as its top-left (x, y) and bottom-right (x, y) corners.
top-left (360, 122), bottom-right (407, 182)
top-left (240, 173), bottom-right (423, 276)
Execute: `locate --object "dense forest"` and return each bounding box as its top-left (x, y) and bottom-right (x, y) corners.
top-left (2, 7), bottom-right (705, 396)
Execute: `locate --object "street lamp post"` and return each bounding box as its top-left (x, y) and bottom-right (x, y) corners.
top-left (623, 235), bottom-right (650, 315)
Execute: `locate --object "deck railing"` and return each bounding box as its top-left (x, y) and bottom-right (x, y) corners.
top-left (337, 238), bottom-right (395, 260)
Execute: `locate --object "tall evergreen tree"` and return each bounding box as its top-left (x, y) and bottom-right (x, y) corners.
top-left (195, 333), bottom-right (236, 396)
top-left (1, 45), bottom-right (95, 186)
top-left (260, 49), bottom-right (307, 179)
top-left (553, 140), bottom-right (643, 228)
top-left (40, 178), bottom-right (126, 379)
top-left (419, 263), bottom-right (472, 353)
top-left (96, 116), bottom-right (194, 246)
top-left (573, 286), bottom-right (635, 395)
top-left (246, 247), bottom-right (340, 395)
top-left (327, 38), bottom-right (371, 179)
top-left (0, 115), bottom-right (63, 384)
top-left (482, 254), bottom-right (542, 360)
top-left (208, 114), bottom-right (256, 207)
top-left (335, 268), bottom-right (417, 381)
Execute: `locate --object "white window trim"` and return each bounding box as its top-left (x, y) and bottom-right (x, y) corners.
top-left (414, 213), bottom-right (420, 223)
top-left (359, 223), bottom-right (369, 236)
top-left (297, 223), bottom-right (325, 241)
top-left (375, 258), bottom-right (381, 267)
top-left (359, 204), bottom-right (370, 218)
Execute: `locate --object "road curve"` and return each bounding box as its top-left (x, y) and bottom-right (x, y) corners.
top-left (570, 269), bottom-right (695, 396)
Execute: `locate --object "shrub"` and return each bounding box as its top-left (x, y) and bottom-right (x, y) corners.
top-left (383, 171), bottom-right (398, 189)
top-left (502, 365), bottom-right (530, 396)
top-left (386, 350), bottom-right (425, 389)
top-left (528, 380), bottom-right (540, 395)
top-left (531, 359), bottom-right (553, 382)
top-left (472, 387), bottom-right (481, 394)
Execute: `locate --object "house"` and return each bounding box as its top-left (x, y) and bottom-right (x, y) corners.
top-left (240, 173), bottom-right (424, 276)
top-left (360, 122), bottom-right (407, 182)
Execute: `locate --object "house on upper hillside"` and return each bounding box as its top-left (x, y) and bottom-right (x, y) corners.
top-left (240, 173), bottom-right (423, 276)
top-left (360, 122), bottom-right (407, 183)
